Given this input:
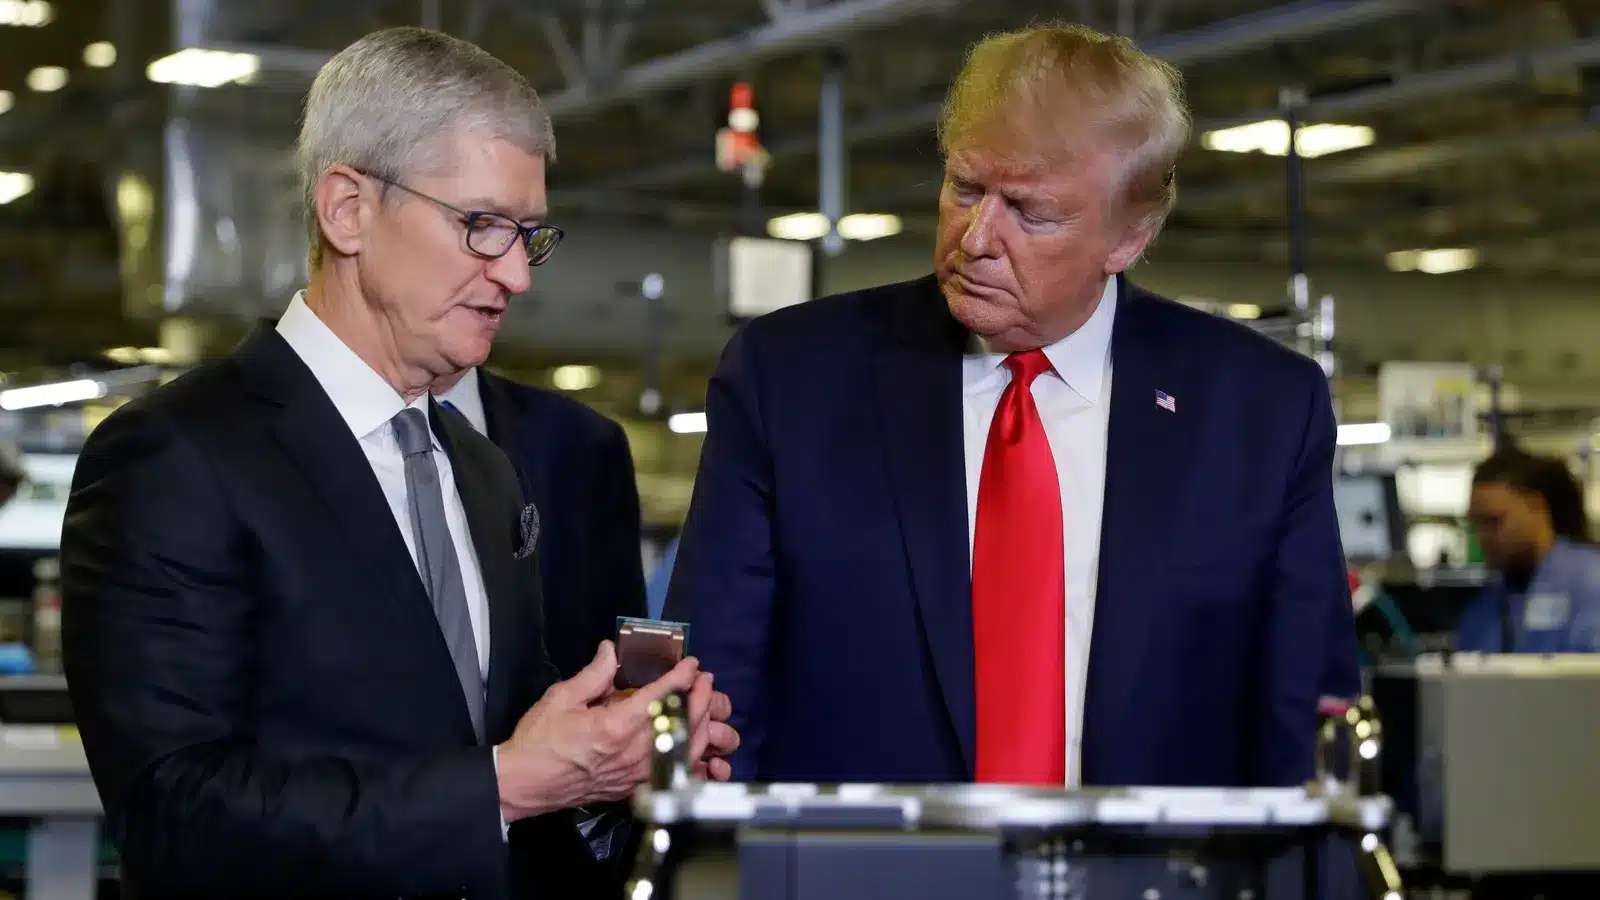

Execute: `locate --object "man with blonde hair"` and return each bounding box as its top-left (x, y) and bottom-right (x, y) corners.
top-left (62, 26), bottom-right (735, 899)
top-left (667, 23), bottom-right (1358, 788)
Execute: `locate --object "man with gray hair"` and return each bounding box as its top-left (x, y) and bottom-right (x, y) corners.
top-left (61, 27), bottom-right (736, 900)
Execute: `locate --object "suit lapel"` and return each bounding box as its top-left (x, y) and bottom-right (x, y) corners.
top-left (873, 276), bottom-right (977, 774)
top-left (234, 329), bottom-right (457, 678)
top-left (1081, 278), bottom-right (1200, 783)
top-left (432, 400), bottom-right (520, 735)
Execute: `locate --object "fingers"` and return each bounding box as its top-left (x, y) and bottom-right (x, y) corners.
top-left (686, 673), bottom-right (714, 761)
top-left (705, 721), bottom-right (740, 756)
top-left (623, 656), bottom-right (701, 713)
top-left (707, 757), bottom-right (733, 781)
top-left (560, 640), bottom-right (619, 706)
top-left (709, 689), bottom-right (732, 723)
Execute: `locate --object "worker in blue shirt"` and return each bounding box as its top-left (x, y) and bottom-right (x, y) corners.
top-left (1459, 449), bottom-right (1600, 653)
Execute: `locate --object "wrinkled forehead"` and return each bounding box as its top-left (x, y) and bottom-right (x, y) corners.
top-left (945, 134), bottom-right (1117, 199)
top-left (429, 131), bottom-right (550, 216)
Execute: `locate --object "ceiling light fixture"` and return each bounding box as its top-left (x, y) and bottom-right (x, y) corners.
top-left (1386, 248), bottom-right (1478, 275)
top-left (146, 48), bottom-right (261, 88)
top-left (668, 412), bottom-right (707, 435)
top-left (83, 41), bottom-right (117, 68)
top-left (0, 0), bottom-right (52, 27)
top-left (550, 364), bottom-right (601, 391)
top-left (0, 171), bottom-right (33, 204)
top-left (0, 90), bottom-right (12, 115)
top-left (26, 66), bottom-right (67, 93)
top-left (1201, 121), bottom-right (1374, 158)
top-left (0, 378), bottom-right (106, 411)
top-left (767, 212), bottom-right (904, 242)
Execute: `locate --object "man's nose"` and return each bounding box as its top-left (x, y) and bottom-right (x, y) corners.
top-left (486, 241), bottom-right (532, 295)
top-left (959, 195), bottom-right (1001, 259)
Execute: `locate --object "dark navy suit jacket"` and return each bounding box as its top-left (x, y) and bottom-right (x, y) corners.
top-left (664, 274), bottom-right (1360, 788)
top-left (477, 371), bottom-right (647, 680)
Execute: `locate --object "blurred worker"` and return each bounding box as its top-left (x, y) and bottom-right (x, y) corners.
top-left (433, 366), bottom-right (648, 679)
top-left (1460, 449), bottom-right (1600, 652)
top-left (666, 23), bottom-right (1358, 788)
top-left (59, 27), bottom-right (733, 900)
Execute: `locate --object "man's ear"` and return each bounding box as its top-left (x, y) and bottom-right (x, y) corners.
top-left (1104, 209), bottom-right (1161, 276)
top-left (314, 165), bottom-right (373, 261)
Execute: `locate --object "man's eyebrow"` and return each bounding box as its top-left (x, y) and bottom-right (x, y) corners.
top-left (461, 197), bottom-right (547, 222)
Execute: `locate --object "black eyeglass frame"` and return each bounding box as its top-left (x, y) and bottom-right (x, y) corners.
top-left (357, 169), bottom-right (564, 266)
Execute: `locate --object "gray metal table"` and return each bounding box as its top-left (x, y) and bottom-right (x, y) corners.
top-left (0, 729), bottom-right (101, 900)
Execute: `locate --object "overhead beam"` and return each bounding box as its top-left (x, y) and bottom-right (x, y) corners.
top-left (540, 0), bottom-right (952, 118)
top-left (554, 0), bottom-right (1419, 195)
top-left (1182, 119), bottom-right (1600, 206)
top-left (1203, 34), bottom-right (1600, 131)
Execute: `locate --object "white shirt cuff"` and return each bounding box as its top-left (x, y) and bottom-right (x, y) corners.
top-left (491, 744), bottom-right (509, 841)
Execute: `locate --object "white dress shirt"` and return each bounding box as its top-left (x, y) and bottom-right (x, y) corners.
top-left (276, 293), bottom-right (492, 680)
top-left (436, 367), bottom-right (489, 436)
top-left (962, 276), bottom-right (1117, 788)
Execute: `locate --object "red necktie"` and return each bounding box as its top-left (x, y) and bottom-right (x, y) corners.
top-left (971, 349), bottom-right (1066, 785)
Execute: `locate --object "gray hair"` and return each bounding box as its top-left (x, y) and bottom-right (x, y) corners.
top-left (296, 27), bottom-right (556, 268)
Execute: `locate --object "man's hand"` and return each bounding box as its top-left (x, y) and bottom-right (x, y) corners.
top-left (685, 673), bottom-right (738, 781)
top-left (494, 641), bottom-right (699, 823)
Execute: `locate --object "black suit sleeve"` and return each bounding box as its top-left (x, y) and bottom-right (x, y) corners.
top-left (590, 419), bottom-right (647, 628)
top-left (60, 405), bottom-right (506, 899)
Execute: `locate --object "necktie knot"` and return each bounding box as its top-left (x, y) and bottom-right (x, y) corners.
top-left (392, 407), bottom-right (433, 458)
top-left (1005, 349), bottom-right (1053, 388)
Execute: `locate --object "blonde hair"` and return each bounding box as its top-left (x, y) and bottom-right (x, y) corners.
top-left (937, 23), bottom-right (1191, 231)
top-left (297, 27), bottom-right (555, 269)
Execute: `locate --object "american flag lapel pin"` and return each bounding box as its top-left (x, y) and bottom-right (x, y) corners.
top-left (1155, 390), bottom-right (1176, 413)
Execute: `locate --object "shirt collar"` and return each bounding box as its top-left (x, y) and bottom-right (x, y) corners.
top-left (965, 276), bottom-right (1118, 404)
top-left (434, 367), bottom-right (488, 436)
top-left (275, 290), bottom-right (438, 447)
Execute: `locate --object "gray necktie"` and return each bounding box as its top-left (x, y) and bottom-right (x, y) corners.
top-left (392, 407), bottom-right (485, 742)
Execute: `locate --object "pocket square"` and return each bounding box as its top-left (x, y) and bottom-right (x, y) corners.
top-left (514, 501), bottom-right (540, 560)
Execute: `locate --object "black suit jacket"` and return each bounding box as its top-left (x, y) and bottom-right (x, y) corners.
top-left (478, 371), bottom-right (646, 679)
top-left (60, 327), bottom-right (560, 900)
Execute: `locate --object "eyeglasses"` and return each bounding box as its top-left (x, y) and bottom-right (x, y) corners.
top-left (359, 170), bottom-right (564, 266)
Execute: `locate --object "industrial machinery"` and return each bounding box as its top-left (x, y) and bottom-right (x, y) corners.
top-left (624, 696), bottom-right (1401, 900)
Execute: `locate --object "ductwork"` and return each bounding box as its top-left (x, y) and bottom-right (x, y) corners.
top-left (131, 0), bottom-right (311, 320)
top-left (555, 0), bottom-right (1422, 196)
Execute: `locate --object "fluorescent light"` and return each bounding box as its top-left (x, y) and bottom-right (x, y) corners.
top-left (0, 0), bottom-right (52, 27)
top-left (668, 412), bottom-right (707, 435)
top-left (83, 41), bottom-right (117, 68)
top-left (1337, 422), bottom-right (1391, 446)
top-left (1227, 303), bottom-right (1261, 320)
top-left (767, 212), bottom-right (829, 241)
top-left (550, 364), bottom-right (600, 391)
top-left (0, 378), bottom-right (106, 411)
top-left (837, 213), bottom-right (902, 241)
top-left (1201, 121), bottom-right (1374, 158)
top-left (0, 90), bottom-right (12, 115)
top-left (26, 66), bottom-right (66, 92)
top-left (0, 171), bottom-right (33, 204)
top-left (768, 212), bottom-right (904, 242)
top-left (1386, 248), bottom-right (1478, 274)
top-left (146, 48), bottom-right (260, 88)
